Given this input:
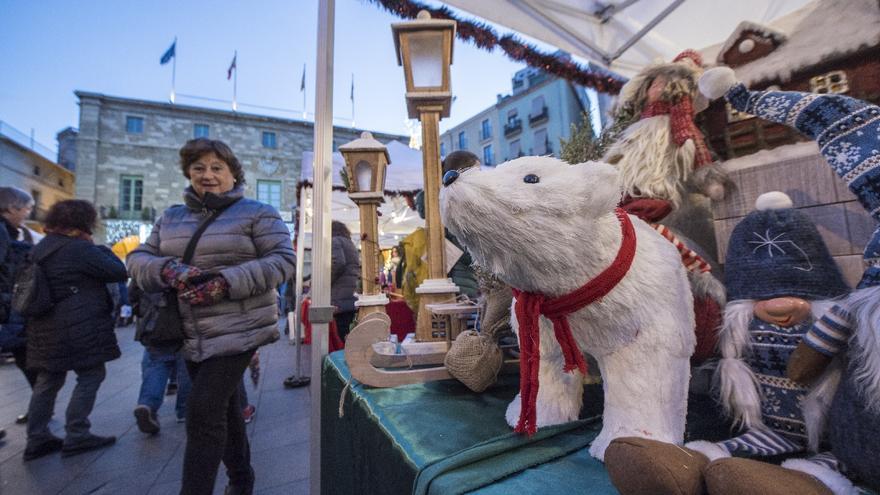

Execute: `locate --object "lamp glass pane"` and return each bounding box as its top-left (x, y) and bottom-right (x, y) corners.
top-left (407, 31), bottom-right (444, 88)
top-left (356, 161), bottom-right (373, 192)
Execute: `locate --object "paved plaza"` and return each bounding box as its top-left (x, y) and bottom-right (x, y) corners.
top-left (0, 325), bottom-right (312, 495)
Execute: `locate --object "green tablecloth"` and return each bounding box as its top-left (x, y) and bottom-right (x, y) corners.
top-left (321, 351), bottom-right (730, 495)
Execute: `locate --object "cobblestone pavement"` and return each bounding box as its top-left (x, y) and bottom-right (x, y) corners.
top-left (0, 324), bottom-right (311, 495)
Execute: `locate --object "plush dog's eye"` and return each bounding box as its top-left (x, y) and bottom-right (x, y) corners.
top-left (523, 174), bottom-right (540, 184)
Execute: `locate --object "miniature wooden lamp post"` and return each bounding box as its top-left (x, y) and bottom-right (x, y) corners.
top-left (392, 10), bottom-right (460, 342)
top-left (339, 131), bottom-right (391, 320)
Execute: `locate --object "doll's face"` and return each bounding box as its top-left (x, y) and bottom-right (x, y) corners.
top-left (753, 297), bottom-right (812, 327)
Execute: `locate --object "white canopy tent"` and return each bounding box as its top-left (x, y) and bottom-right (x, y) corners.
top-left (298, 139), bottom-right (426, 250)
top-left (442, 0), bottom-right (815, 77)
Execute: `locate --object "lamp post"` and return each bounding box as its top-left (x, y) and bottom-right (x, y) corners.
top-left (339, 131), bottom-right (391, 320)
top-left (392, 10), bottom-right (460, 341)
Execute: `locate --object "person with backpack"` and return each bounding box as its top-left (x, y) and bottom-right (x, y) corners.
top-left (0, 187), bottom-right (39, 430)
top-left (129, 282), bottom-right (191, 435)
top-left (127, 138), bottom-right (295, 495)
top-left (22, 200), bottom-right (128, 461)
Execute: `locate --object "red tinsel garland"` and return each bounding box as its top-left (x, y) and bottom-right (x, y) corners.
top-left (368, 0), bottom-right (626, 95)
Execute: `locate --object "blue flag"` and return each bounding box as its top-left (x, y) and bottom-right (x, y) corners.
top-left (160, 41), bottom-right (176, 65)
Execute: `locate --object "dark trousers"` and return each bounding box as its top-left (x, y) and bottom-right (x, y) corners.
top-left (12, 346), bottom-right (38, 388)
top-left (336, 310), bottom-right (357, 341)
top-left (181, 351), bottom-right (255, 495)
top-left (26, 364), bottom-right (106, 446)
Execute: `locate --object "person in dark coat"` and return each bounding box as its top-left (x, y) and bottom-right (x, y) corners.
top-left (23, 200), bottom-right (128, 461)
top-left (0, 187), bottom-right (38, 430)
top-left (127, 138), bottom-right (295, 495)
top-left (330, 220), bottom-right (360, 340)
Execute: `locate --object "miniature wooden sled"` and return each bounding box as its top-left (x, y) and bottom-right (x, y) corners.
top-left (345, 314), bottom-right (452, 387)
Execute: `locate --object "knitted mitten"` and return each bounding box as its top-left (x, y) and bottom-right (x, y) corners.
top-left (161, 260), bottom-right (203, 291)
top-left (178, 275), bottom-right (229, 306)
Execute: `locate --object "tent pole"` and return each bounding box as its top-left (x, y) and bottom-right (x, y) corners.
top-left (610, 0), bottom-right (685, 61)
top-left (291, 187), bottom-right (307, 344)
top-left (310, 0), bottom-right (335, 494)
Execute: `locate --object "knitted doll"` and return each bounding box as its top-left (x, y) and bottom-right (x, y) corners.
top-left (604, 49), bottom-right (727, 219)
top-left (603, 50), bottom-right (731, 364)
top-left (605, 191), bottom-right (852, 495)
top-left (697, 65), bottom-right (880, 492)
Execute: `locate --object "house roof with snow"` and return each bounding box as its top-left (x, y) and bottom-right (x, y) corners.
top-left (716, 21), bottom-right (787, 67)
top-left (725, 0), bottom-right (880, 86)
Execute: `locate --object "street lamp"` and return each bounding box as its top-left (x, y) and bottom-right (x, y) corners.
top-left (392, 10), bottom-right (460, 342)
top-left (392, 10), bottom-right (454, 119)
top-left (339, 131), bottom-right (390, 318)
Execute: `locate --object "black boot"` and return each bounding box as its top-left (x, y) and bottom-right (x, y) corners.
top-left (23, 435), bottom-right (63, 461)
top-left (61, 434), bottom-right (116, 457)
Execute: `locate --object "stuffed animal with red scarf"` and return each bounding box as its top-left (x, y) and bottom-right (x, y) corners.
top-left (439, 156), bottom-right (695, 460)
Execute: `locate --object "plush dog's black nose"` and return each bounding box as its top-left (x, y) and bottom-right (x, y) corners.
top-left (442, 170), bottom-right (459, 187)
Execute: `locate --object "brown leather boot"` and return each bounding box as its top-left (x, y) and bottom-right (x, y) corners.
top-left (704, 457), bottom-right (833, 495)
top-left (605, 437), bottom-right (709, 495)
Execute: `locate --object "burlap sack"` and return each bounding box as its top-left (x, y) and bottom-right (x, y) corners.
top-left (445, 330), bottom-right (503, 392)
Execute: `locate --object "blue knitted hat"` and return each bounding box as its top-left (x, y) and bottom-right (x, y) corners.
top-left (702, 70), bottom-right (880, 288)
top-left (724, 192), bottom-right (849, 301)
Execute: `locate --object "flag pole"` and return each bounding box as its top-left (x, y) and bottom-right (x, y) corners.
top-left (302, 64), bottom-right (307, 120)
top-left (232, 50), bottom-right (238, 112)
top-left (170, 36), bottom-right (177, 103)
top-left (350, 73), bottom-right (355, 128)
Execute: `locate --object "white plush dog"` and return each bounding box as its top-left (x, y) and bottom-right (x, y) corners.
top-left (439, 156), bottom-right (695, 460)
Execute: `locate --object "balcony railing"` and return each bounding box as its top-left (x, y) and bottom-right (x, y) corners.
top-left (504, 119), bottom-right (522, 137)
top-left (528, 107), bottom-right (549, 126)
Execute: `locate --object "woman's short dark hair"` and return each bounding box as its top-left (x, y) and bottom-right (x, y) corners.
top-left (45, 200), bottom-right (98, 234)
top-left (331, 220), bottom-right (351, 238)
top-left (442, 150), bottom-right (480, 175)
top-left (179, 138), bottom-right (246, 185)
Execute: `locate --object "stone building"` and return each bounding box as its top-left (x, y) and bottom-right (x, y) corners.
top-left (56, 127), bottom-right (78, 172)
top-left (0, 121), bottom-right (75, 228)
top-left (73, 91), bottom-right (406, 227)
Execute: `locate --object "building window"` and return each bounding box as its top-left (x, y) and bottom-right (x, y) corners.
top-left (725, 103), bottom-right (753, 123)
top-left (529, 96), bottom-right (548, 124)
top-left (262, 131), bottom-right (277, 149)
top-left (482, 144), bottom-right (494, 167)
top-left (193, 124), bottom-right (210, 138)
top-left (120, 174), bottom-right (144, 218)
top-left (534, 129), bottom-right (548, 155)
top-left (810, 70), bottom-right (849, 94)
top-left (509, 139), bottom-right (521, 159)
top-left (257, 180), bottom-right (282, 210)
top-left (480, 119), bottom-right (492, 140)
top-left (457, 131), bottom-right (467, 150)
top-left (507, 109), bottom-right (518, 125)
top-left (440, 142), bottom-right (447, 159)
top-left (33, 166), bottom-right (40, 176)
top-left (126, 116), bottom-right (144, 134)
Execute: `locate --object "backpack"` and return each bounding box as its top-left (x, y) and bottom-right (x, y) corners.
top-left (0, 240), bottom-right (32, 324)
top-left (11, 241), bottom-right (69, 318)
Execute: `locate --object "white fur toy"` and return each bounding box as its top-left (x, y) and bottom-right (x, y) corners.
top-left (439, 156), bottom-right (695, 460)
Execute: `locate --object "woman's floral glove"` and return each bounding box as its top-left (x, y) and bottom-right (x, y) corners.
top-left (161, 260), bottom-right (203, 291)
top-left (178, 275), bottom-right (230, 306)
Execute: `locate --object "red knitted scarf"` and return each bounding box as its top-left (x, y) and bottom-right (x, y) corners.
top-left (510, 208), bottom-right (636, 435)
